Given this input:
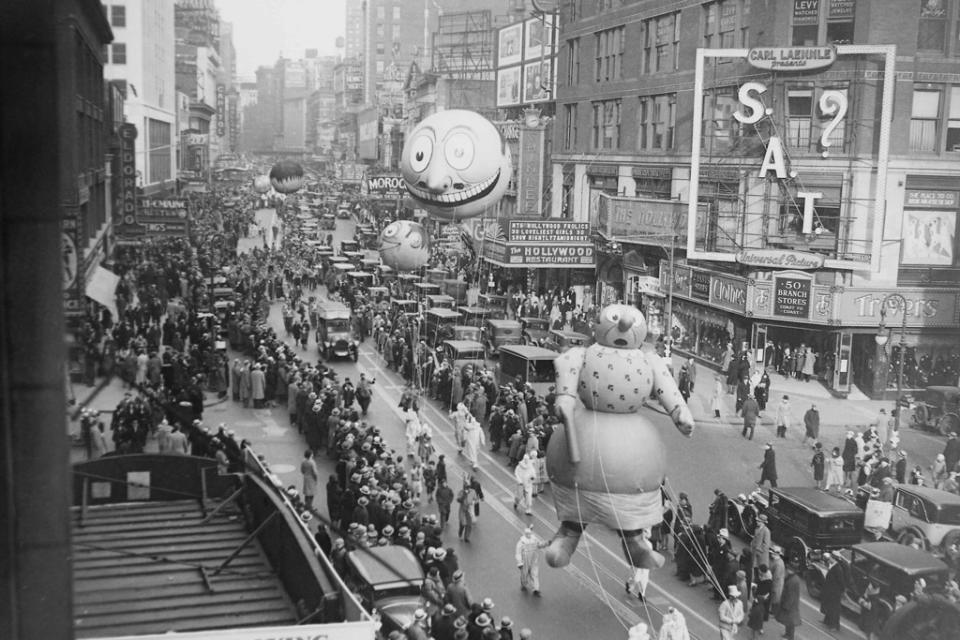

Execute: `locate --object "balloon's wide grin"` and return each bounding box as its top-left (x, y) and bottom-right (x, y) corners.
top-left (406, 169), bottom-right (501, 207)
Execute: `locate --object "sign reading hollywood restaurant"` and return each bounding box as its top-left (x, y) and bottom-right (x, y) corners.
top-left (736, 249), bottom-right (825, 270)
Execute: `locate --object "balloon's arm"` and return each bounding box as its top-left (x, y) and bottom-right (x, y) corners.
top-left (553, 348), bottom-right (585, 463)
top-left (649, 355), bottom-right (695, 437)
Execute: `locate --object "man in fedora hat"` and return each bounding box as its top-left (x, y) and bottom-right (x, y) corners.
top-left (776, 560), bottom-right (803, 640)
top-left (718, 584), bottom-right (745, 640)
top-left (750, 513), bottom-right (771, 578)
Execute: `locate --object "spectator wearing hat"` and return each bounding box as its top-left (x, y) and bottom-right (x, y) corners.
top-left (820, 552), bottom-right (844, 631)
top-left (445, 570), bottom-right (473, 617)
top-left (842, 430), bottom-right (859, 489)
top-left (775, 395), bottom-right (791, 439)
top-left (944, 432), bottom-right (960, 473)
top-left (718, 584), bottom-right (745, 640)
top-left (741, 392), bottom-right (760, 440)
top-left (432, 604), bottom-right (459, 640)
top-left (300, 449), bottom-right (318, 508)
top-left (749, 513), bottom-right (771, 578)
top-left (422, 566), bottom-right (447, 616)
top-left (758, 443), bottom-right (778, 488)
top-left (803, 403), bottom-right (820, 447)
top-left (776, 560), bottom-right (802, 640)
top-left (498, 617), bottom-right (513, 640)
top-left (468, 612), bottom-right (493, 640)
top-left (810, 442), bottom-right (826, 489)
top-left (405, 608), bottom-right (430, 640)
top-left (450, 618), bottom-right (468, 640)
top-left (352, 496), bottom-right (370, 526)
top-left (768, 545), bottom-right (785, 618)
top-left (250, 363), bottom-right (266, 408)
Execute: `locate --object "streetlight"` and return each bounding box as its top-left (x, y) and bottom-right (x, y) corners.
top-left (875, 293), bottom-right (909, 431)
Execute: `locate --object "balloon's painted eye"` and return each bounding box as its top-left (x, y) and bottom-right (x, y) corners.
top-left (610, 313), bottom-right (619, 322)
top-left (383, 223), bottom-right (399, 238)
top-left (444, 132), bottom-right (475, 171)
top-left (409, 136), bottom-right (433, 173)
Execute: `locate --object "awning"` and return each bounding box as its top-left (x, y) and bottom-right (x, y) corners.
top-left (85, 266), bottom-right (120, 319)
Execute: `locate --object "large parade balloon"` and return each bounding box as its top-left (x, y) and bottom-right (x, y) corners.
top-left (400, 109), bottom-right (512, 221)
top-left (269, 159), bottom-right (304, 194)
top-left (544, 305), bottom-right (695, 572)
top-left (253, 175), bottom-right (271, 193)
top-left (378, 220), bottom-right (430, 271)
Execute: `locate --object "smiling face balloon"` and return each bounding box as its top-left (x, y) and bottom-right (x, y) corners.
top-left (378, 220), bottom-right (430, 271)
top-left (401, 110), bottom-right (512, 221)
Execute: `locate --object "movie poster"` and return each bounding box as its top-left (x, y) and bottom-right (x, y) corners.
top-left (901, 210), bottom-right (956, 265)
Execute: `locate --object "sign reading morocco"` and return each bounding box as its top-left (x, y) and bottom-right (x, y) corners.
top-left (736, 249), bottom-right (825, 270)
top-left (747, 46), bottom-right (836, 71)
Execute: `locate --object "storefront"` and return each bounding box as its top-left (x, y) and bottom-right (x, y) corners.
top-left (631, 165), bottom-right (672, 200)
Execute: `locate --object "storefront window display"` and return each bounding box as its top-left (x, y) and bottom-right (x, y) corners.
top-left (670, 299), bottom-right (749, 364)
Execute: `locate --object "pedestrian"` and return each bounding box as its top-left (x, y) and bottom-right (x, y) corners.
top-left (776, 561), bottom-right (802, 640)
top-left (746, 586), bottom-right (765, 639)
top-left (456, 479), bottom-right (477, 542)
top-left (775, 395), bottom-right (791, 438)
top-left (677, 362), bottom-right (694, 403)
top-left (741, 393), bottom-right (760, 440)
top-left (422, 566), bottom-right (447, 617)
top-left (624, 528), bottom-right (654, 602)
top-left (718, 585), bottom-right (745, 640)
top-left (658, 606), bottom-right (691, 640)
top-left (711, 375), bottom-right (724, 419)
top-left (313, 524), bottom-right (332, 556)
top-left (300, 449), bottom-right (318, 508)
top-left (250, 363), bottom-right (266, 408)
top-left (498, 617), bottom-right (514, 640)
top-left (461, 414), bottom-right (486, 470)
top-left (842, 430), bottom-right (859, 489)
top-left (749, 513), bottom-right (771, 578)
top-left (445, 570), bottom-right (474, 617)
top-left (826, 447), bottom-right (845, 492)
top-left (944, 433), bottom-right (960, 473)
top-left (436, 478), bottom-right (454, 528)
top-left (356, 373), bottom-right (374, 416)
top-left (811, 443), bottom-right (825, 489)
top-left (768, 545), bottom-right (785, 619)
top-left (513, 453), bottom-right (537, 515)
top-left (758, 443), bottom-right (778, 488)
top-left (802, 404), bottom-right (820, 446)
top-left (754, 370), bottom-right (770, 411)
top-left (820, 552), bottom-right (844, 631)
top-left (515, 526), bottom-right (547, 596)
top-left (859, 579), bottom-right (883, 640)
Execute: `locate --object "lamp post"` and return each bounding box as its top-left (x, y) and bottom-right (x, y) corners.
top-left (875, 293), bottom-right (909, 430)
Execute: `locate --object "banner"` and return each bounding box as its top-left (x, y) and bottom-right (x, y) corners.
top-left (216, 84), bottom-right (226, 137)
top-left (864, 499), bottom-right (892, 530)
top-left (85, 266), bottom-right (120, 319)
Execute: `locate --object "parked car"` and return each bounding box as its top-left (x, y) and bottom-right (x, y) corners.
top-left (886, 484), bottom-right (960, 554)
top-left (425, 294), bottom-right (456, 310)
top-left (423, 308), bottom-right (463, 347)
top-left (804, 542), bottom-right (952, 632)
top-left (482, 318), bottom-right (522, 358)
top-left (339, 240), bottom-right (360, 254)
top-left (337, 208), bottom-right (352, 219)
top-left (495, 345), bottom-right (558, 397)
top-left (764, 486), bottom-right (865, 569)
top-left (519, 316), bottom-right (551, 347)
top-left (458, 306), bottom-right (492, 327)
top-left (478, 293), bottom-right (508, 318)
top-left (316, 301), bottom-right (358, 361)
top-left (343, 545), bottom-right (425, 634)
top-left (320, 212), bottom-right (336, 229)
top-left (390, 298), bottom-right (419, 319)
top-left (442, 340), bottom-right (486, 375)
top-left (451, 325), bottom-right (481, 343)
top-left (909, 386), bottom-right (960, 436)
top-left (544, 329), bottom-right (592, 353)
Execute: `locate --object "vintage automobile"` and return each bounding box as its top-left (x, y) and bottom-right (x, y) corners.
top-left (451, 325), bottom-right (482, 343)
top-left (764, 486), bottom-right (865, 569)
top-left (441, 340), bottom-right (486, 374)
top-left (457, 306), bottom-right (492, 327)
top-left (477, 293), bottom-right (508, 319)
top-left (727, 487), bottom-right (769, 541)
top-left (495, 345), bottom-right (558, 397)
top-left (315, 301), bottom-right (358, 361)
top-left (336, 208), bottom-right (353, 219)
top-left (425, 294), bottom-right (456, 310)
top-left (544, 329), bottom-right (592, 353)
top-left (425, 268), bottom-right (449, 285)
top-left (441, 279), bottom-right (469, 305)
top-left (343, 545), bottom-right (426, 635)
top-left (423, 308), bottom-right (463, 347)
top-left (519, 316), bottom-right (551, 347)
top-left (390, 298), bottom-right (419, 319)
top-left (412, 282), bottom-right (442, 300)
top-left (885, 484), bottom-right (960, 553)
top-left (339, 240), bottom-right (360, 254)
top-left (320, 212), bottom-right (336, 229)
top-left (909, 386), bottom-right (960, 436)
top-left (482, 319), bottom-right (523, 358)
top-left (804, 542), bottom-right (952, 632)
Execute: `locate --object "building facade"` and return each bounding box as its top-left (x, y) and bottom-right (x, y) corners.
top-left (103, 0), bottom-right (177, 196)
top-left (553, 0), bottom-right (960, 398)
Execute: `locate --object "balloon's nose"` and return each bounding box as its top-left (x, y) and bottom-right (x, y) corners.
top-left (419, 164), bottom-right (451, 193)
top-left (618, 316), bottom-right (634, 332)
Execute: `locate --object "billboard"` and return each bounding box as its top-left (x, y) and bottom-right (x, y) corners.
top-left (496, 66), bottom-right (521, 107)
top-left (522, 59), bottom-right (553, 103)
top-left (137, 197), bottom-right (191, 237)
top-left (495, 15), bottom-right (558, 106)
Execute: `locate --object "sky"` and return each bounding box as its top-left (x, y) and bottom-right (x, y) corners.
top-left (218, 0), bottom-right (346, 78)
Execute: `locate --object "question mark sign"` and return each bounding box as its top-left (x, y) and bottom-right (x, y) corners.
top-left (818, 90), bottom-right (848, 158)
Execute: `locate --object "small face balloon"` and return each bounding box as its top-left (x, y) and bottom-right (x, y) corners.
top-left (400, 110), bottom-right (512, 221)
top-left (594, 304), bottom-right (648, 349)
top-left (378, 220), bottom-right (430, 271)
top-left (253, 175), bottom-right (271, 194)
top-left (269, 160), bottom-right (304, 194)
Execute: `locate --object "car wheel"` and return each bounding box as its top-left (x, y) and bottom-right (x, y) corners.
top-left (786, 537), bottom-right (809, 570)
top-left (727, 505), bottom-right (743, 537)
top-left (896, 528), bottom-right (930, 552)
top-left (804, 568), bottom-right (824, 599)
top-left (911, 404), bottom-right (927, 430)
top-left (940, 529), bottom-right (960, 553)
top-left (742, 508), bottom-right (758, 538)
top-left (938, 413), bottom-right (960, 437)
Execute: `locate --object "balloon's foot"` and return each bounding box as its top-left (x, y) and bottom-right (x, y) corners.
top-left (546, 522), bottom-right (583, 568)
top-left (621, 533), bottom-right (665, 570)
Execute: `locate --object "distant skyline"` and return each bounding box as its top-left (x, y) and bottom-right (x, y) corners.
top-left (218, 0), bottom-right (346, 78)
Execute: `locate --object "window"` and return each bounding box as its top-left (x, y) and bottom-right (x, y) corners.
top-left (110, 4), bottom-right (126, 28)
top-left (376, 23), bottom-right (384, 37)
top-left (911, 89), bottom-right (941, 152)
top-left (376, 43), bottom-right (385, 55)
top-left (376, 5), bottom-right (385, 19)
top-left (786, 86), bottom-right (814, 149)
top-left (392, 6), bottom-right (400, 20)
top-left (111, 42), bottom-right (126, 64)
top-left (918, 0), bottom-right (948, 52)
top-left (702, 0), bottom-right (740, 47)
top-left (641, 12), bottom-right (680, 74)
top-left (392, 24), bottom-right (400, 40)
top-left (563, 103), bottom-right (578, 148)
top-left (638, 93), bottom-right (676, 151)
top-left (777, 184), bottom-right (843, 255)
top-left (597, 0), bottom-right (620, 10)
top-left (593, 26), bottom-right (623, 82)
top-left (592, 99), bottom-right (621, 149)
top-left (701, 87), bottom-right (744, 151)
top-left (376, 60), bottom-right (385, 74)
top-left (948, 86), bottom-right (960, 150)
top-left (147, 118), bottom-right (172, 184)
top-left (565, 37), bottom-right (580, 86)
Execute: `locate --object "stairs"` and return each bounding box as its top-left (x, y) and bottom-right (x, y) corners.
top-left (72, 499), bottom-right (296, 638)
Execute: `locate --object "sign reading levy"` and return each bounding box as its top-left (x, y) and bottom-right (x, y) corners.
top-left (507, 220), bottom-right (589, 243)
top-left (773, 276), bottom-right (811, 318)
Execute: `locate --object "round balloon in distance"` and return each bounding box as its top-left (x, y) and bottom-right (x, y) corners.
top-left (400, 109), bottom-right (512, 221)
top-left (269, 159), bottom-right (304, 194)
top-left (253, 175), bottom-right (271, 193)
top-left (378, 220), bottom-right (430, 271)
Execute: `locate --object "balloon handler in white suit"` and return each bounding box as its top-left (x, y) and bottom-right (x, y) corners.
top-left (544, 304), bottom-right (695, 571)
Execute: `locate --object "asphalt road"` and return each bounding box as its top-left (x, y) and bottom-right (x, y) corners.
top-left (214, 213), bottom-right (883, 640)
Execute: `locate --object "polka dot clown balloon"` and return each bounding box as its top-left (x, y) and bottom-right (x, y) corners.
top-left (544, 304), bottom-right (695, 574)
top-left (400, 109), bottom-right (512, 221)
top-left (378, 220), bottom-right (430, 271)
top-left (269, 159), bottom-right (304, 194)
top-left (253, 174), bottom-right (271, 194)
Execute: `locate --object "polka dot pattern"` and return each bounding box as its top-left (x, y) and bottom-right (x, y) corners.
top-left (577, 345), bottom-right (653, 413)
